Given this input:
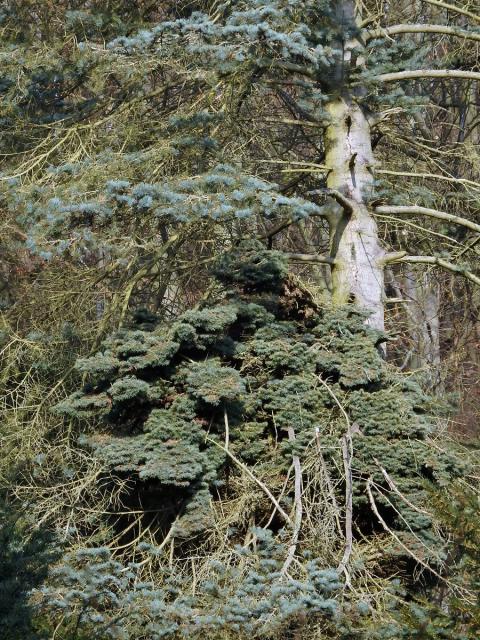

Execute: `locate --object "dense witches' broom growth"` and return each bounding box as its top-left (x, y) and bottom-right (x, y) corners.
top-left (32, 243), bottom-right (460, 638)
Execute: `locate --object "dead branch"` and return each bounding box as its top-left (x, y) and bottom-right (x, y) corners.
top-left (281, 427), bottom-right (303, 576)
top-left (206, 437), bottom-right (293, 526)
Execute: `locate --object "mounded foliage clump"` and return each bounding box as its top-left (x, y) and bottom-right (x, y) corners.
top-left (56, 241), bottom-right (458, 542)
top-left (42, 242), bottom-right (463, 638)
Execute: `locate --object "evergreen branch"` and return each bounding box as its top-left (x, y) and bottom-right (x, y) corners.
top-left (375, 205), bottom-right (480, 234)
top-left (373, 69), bottom-right (480, 83)
top-left (421, 0), bottom-right (480, 23)
top-left (367, 23), bottom-right (480, 42)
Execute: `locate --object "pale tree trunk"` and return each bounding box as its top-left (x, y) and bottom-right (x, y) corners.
top-left (385, 267), bottom-right (442, 384)
top-left (324, 96), bottom-right (386, 331)
top-left (403, 268), bottom-right (441, 384)
top-left (322, 1), bottom-right (387, 331)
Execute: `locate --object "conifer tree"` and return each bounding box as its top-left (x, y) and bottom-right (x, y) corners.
top-left (30, 242), bottom-right (462, 639)
top-left (2, 1), bottom-right (478, 335)
top-left (0, 2), bottom-right (479, 637)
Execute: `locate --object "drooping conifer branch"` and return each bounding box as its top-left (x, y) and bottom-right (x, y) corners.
top-left (256, 58), bottom-right (316, 79)
top-left (207, 437), bottom-right (294, 526)
top-left (366, 478), bottom-right (446, 582)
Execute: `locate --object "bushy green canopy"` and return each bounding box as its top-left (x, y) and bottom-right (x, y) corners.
top-left (57, 242), bottom-right (461, 549)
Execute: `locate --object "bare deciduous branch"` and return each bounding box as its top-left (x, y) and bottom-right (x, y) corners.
top-left (376, 169), bottom-right (480, 190)
top-left (281, 427), bottom-right (303, 576)
top-left (286, 253), bottom-right (334, 264)
top-left (375, 205), bottom-right (480, 235)
top-left (336, 434), bottom-right (353, 582)
top-left (389, 254), bottom-right (480, 286)
top-left (313, 375), bottom-right (353, 580)
top-left (374, 70), bottom-right (480, 83)
top-left (367, 24), bottom-right (480, 42)
top-left (421, 0), bottom-right (480, 24)
top-left (325, 189), bottom-right (355, 214)
top-left (206, 437), bottom-right (293, 526)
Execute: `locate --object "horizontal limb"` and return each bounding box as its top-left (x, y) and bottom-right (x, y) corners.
top-left (373, 69), bottom-right (480, 83)
top-left (375, 205), bottom-right (480, 234)
top-left (376, 169), bottom-right (480, 190)
top-left (421, 0), bottom-right (480, 24)
top-left (366, 24), bottom-right (480, 42)
top-left (387, 253), bottom-right (480, 286)
top-left (286, 253), bottom-right (334, 264)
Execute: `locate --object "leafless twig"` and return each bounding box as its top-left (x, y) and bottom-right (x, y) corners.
top-left (281, 427), bottom-right (303, 576)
